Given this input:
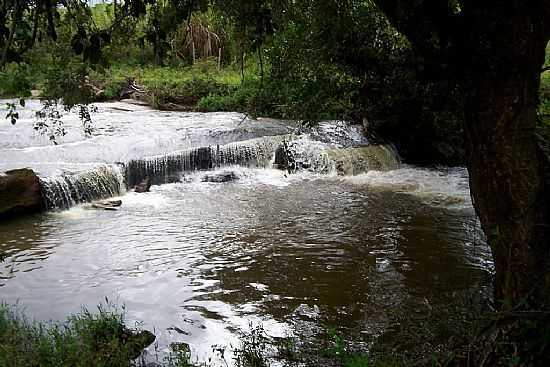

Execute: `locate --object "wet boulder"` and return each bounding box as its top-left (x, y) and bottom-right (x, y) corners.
top-left (273, 142), bottom-right (295, 172)
top-left (201, 170), bottom-right (239, 183)
top-left (134, 177), bottom-right (152, 193)
top-left (0, 168), bottom-right (44, 220)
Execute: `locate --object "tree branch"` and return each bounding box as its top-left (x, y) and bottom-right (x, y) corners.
top-left (370, 0), bottom-right (459, 57)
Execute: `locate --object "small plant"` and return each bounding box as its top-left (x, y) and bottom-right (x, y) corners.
top-left (233, 323), bottom-right (271, 367)
top-left (324, 328), bottom-right (347, 359)
top-left (165, 342), bottom-right (195, 367)
top-left (4, 99), bottom-right (24, 125)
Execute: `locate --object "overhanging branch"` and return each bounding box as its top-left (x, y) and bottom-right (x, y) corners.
top-left (370, 0), bottom-right (458, 53)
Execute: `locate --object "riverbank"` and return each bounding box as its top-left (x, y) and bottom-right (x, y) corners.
top-left (0, 301), bottom-right (411, 367)
top-left (0, 302), bottom-right (155, 367)
top-left (0, 60), bottom-right (262, 114)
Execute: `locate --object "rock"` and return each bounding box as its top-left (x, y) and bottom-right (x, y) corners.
top-left (91, 199), bottom-right (122, 210)
top-left (86, 320), bottom-right (155, 360)
top-left (273, 145), bottom-right (289, 171)
top-left (0, 168), bottom-right (44, 221)
top-left (127, 329), bottom-right (156, 359)
top-left (134, 177), bottom-right (152, 193)
top-left (273, 141), bottom-right (295, 173)
top-left (201, 171), bottom-right (239, 183)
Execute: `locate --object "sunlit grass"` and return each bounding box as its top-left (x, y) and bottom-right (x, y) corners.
top-left (109, 59), bottom-right (247, 89)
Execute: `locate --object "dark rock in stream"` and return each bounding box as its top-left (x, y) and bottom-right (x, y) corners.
top-left (273, 141), bottom-right (295, 173)
top-left (89, 322), bottom-right (155, 360)
top-left (134, 176), bottom-right (152, 193)
top-left (201, 170), bottom-right (239, 183)
top-left (127, 329), bottom-right (156, 359)
top-left (0, 168), bottom-right (44, 220)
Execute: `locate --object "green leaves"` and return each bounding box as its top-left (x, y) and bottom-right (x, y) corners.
top-left (5, 102), bottom-right (19, 125)
top-left (70, 27), bottom-right (111, 65)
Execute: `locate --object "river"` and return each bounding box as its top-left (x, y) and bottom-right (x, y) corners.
top-left (0, 100), bottom-right (492, 363)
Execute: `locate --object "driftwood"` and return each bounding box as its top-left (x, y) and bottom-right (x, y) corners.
top-left (90, 199), bottom-right (122, 210)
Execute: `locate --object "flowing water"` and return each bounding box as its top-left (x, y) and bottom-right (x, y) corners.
top-left (0, 100), bottom-right (492, 363)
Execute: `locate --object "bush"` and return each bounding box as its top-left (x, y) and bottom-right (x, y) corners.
top-left (0, 63), bottom-right (33, 97)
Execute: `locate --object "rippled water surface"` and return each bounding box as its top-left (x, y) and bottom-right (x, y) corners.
top-left (0, 101), bottom-right (491, 362)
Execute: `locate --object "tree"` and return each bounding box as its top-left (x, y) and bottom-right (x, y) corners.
top-left (370, 0), bottom-right (550, 312)
top-left (0, 0), bottom-right (60, 67)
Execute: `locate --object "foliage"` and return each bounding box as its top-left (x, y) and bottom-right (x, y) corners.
top-left (0, 301), bottom-right (148, 367)
top-left (0, 62), bottom-right (32, 97)
top-left (233, 324), bottom-right (271, 367)
top-left (539, 43), bottom-right (550, 127)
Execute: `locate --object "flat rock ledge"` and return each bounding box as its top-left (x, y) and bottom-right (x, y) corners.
top-left (0, 168), bottom-right (45, 221)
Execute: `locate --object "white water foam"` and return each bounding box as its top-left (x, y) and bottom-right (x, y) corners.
top-left (343, 166), bottom-right (472, 208)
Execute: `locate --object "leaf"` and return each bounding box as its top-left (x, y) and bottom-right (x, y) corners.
top-left (19, 98), bottom-right (25, 107)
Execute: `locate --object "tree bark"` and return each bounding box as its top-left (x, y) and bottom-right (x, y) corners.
top-left (464, 71), bottom-right (550, 311)
top-left (460, 8), bottom-right (550, 311)
top-left (371, 0), bottom-right (550, 311)
top-left (1, 0), bottom-right (22, 67)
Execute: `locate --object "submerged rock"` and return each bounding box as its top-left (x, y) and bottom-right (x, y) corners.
top-left (0, 168), bottom-right (44, 220)
top-left (201, 171), bottom-right (239, 183)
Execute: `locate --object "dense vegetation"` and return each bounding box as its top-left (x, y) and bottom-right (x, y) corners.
top-left (0, 0), bottom-right (471, 164)
top-left (0, 302), bottom-right (155, 367)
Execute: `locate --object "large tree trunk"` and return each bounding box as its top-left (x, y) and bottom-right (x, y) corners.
top-left (462, 10), bottom-right (550, 311)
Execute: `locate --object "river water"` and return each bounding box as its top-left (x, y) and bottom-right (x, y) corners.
top-left (0, 100), bottom-right (492, 363)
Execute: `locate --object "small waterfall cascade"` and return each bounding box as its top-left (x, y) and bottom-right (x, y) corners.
top-left (30, 122), bottom-right (401, 212)
top-left (326, 145), bottom-right (400, 175)
top-left (125, 135), bottom-right (292, 187)
top-left (40, 165), bottom-right (125, 210)
top-left (278, 136), bottom-right (400, 175)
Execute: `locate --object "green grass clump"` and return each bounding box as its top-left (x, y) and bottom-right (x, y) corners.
top-left (0, 302), bottom-right (153, 367)
top-left (539, 71), bottom-right (550, 121)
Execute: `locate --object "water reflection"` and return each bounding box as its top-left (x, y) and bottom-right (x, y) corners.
top-left (0, 168), bottom-right (491, 361)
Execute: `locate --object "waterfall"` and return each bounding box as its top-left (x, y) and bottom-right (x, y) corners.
top-left (34, 128), bottom-right (401, 211)
top-left (40, 165), bottom-right (125, 210)
top-left (125, 135), bottom-right (292, 187)
top-left (326, 145), bottom-right (400, 175)
top-left (280, 136), bottom-right (400, 175)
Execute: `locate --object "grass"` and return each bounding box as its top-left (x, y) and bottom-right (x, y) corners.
top-left (0, 301), bottom-right (154, 367)
top-left (89, 59), bottom-right (256, 111)
top-left (0, 302), bottom-right (409, 367)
